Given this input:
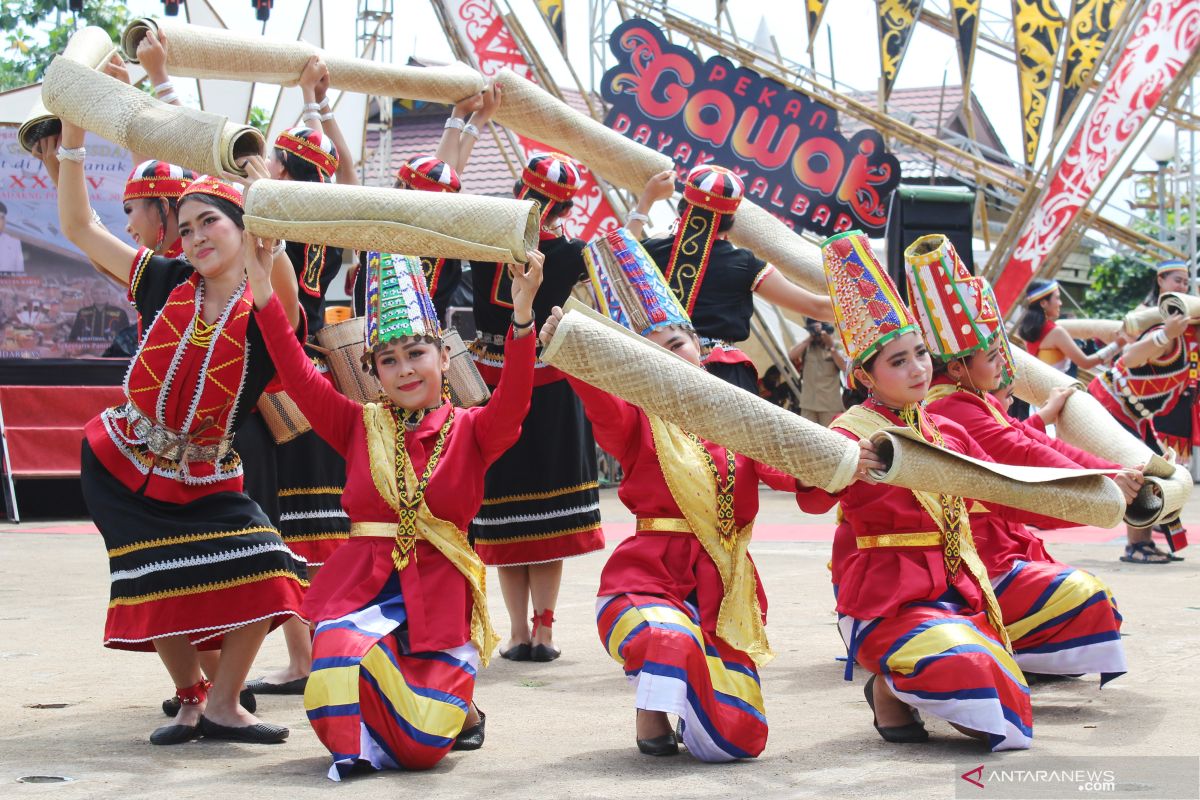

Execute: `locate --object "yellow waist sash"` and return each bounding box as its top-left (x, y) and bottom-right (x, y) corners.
top-left (647, 415), bottom-right (773, 666)
top-left (856, 531), bottom-right (942, 549)
top-left (362, 403), bottom-right (499, 666)
top-left (636, 517), bottom-right (694, 534)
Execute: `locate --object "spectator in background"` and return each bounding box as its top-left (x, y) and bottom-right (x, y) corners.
top-left (69, 286), bottom-right (129, 343)
top-left (0, 202), bottom-right (26, 274)
top-left (789, 318), bottom-right (847, 426)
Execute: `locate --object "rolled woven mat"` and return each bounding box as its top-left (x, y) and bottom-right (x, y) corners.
top-left (1057, 318), bottom-right (1122, 343)
top-left (1159, 291), bottom-right (1200, 320)
top-left (444, 328), bottom-right (490, 408)
top-left (123, 18), bottom-right (481, 102)
top-left (1122, 306), bottom-right (1162, 337)
top-left (242, 181), bottom-right (537, 263)
top-left (726, 204), bottom-right (827, 293)
top-left (41, 56), bottom-right (264, 177)
top-left (541, 299), bottom-right (860, 493)
top-left (19, 26), bottom-right (118, 153)
top-left (869, 427), bottom-right (1126, 529)
top-left (257, 391), bottom-right (311, 445)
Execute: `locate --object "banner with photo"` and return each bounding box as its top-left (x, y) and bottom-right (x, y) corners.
top-left (601, 19), bottom-right (901, 238)
top-left (440, 0), bottom-right (619, 242)
top-left (1057, 0), bottom-right (1129, 128)
top-left (876, 0), bottom-right (924, 101)
top-left (0, 126), bottom-right (134, 358)
top-left (993, 0), bottom-right (1200, 312)
top-left (1012, 0), bottom-right (1066, 166)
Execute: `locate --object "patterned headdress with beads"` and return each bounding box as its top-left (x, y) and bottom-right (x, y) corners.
top-left (515, 152), bottom-right (582, 233)
top-left (823, 230), bottom-right (918, 367)
top-left (584, 227), bottom-right (692, 337)
top-left (362, 251), bottom-right (441, 364)
top-left (664, 164), bottom-right (745, 315)
top-left (904, 233), bottom-right (1015, 386)
top-left (124, 160), bottom-right (196, 203)
top-left (274, 126), bottom-right (339, 181)
top-left (178, 175), bottom-right (244, 208)
top-left (1025, 279), bottom-right (1059, 305)
top-left (398, 155), bottom-right (462, 193)
top-left (1156, 259), bottom-right (1189, 276)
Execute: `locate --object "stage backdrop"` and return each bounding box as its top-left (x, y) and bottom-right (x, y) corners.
top-left (600, 18), bottom-right (901, 239)
top-left (0, 126), bottom-right (133, 358)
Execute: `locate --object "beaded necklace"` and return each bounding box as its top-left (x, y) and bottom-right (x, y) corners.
top-left (387, 402), bottom-right (454, 571)
top-left (687, 432), bottom-right (738, 551)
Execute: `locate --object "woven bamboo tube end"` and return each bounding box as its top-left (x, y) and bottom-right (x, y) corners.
top-left (21, 26), bottom-right (116, 153)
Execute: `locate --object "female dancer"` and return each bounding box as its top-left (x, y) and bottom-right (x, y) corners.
top-left (538, 229), bottom-right (877, 760)
top-left (468, 152), bottom-right (605, 662)
top-left (799, 231), bottom-right (1088, 750)
top-left (247, 232), bottom-right (542, 778)
top-left (1136, 261), bottom-right (1194, 462)
top-left (1019, 279), bottom-right (1117, 375)
top-left (244, 56), bottom-right (359, 695)
top-left (627, 165), bottom-right (833, 392)
top-left (905, 234), bottom-right (1134, 683)
top-left (57, 114), bottom-right (307, 745)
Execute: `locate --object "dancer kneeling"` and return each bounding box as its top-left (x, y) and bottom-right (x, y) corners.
top-left (248, 237), bottom-right (542, 779)
top-left (539, 229), bottom-right (878, 761)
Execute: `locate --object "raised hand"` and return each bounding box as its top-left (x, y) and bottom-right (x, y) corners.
top-left (854, 438), bottom-right (884, 484)
top-left (539, 305), bottom-right (565, 348)
top-left (101, 52), bottom-right (132, 85)
top-left (508, 249), bottom-right (544, 333)
top-left (138, 29), bottom-right (170, 82)
top-left (1113, 464), bottom-right (1146, 505)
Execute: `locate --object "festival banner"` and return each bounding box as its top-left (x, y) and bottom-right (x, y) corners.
top-left (1057, 0), bottom-right (1128, 128)
top-left (1012, 0), bottom-right (1066, 166)
top-left (601, 19), bottom-right (901, 238)
top-left (876, 0), bottom-right (924, 101)
top-left (0, 127), bottom-right (134, 358)
top-left (439, 0), bottom-right (619, 242)
top-left (993, 0), bottom-right (1200, 312)
top-left (806, 0), bottom-right (830, 49)
top-left (535, 0), bottom-right (565, 52)
top-left (950, 0), bottom-right (982, 88)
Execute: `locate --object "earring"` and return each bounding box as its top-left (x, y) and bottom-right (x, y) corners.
top-left (155, 222), bottom-right (166, 250)
top-left (441, 375), bottom-right (453, 405)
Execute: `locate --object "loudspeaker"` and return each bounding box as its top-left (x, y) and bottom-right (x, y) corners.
top-left (886, 185), bottom-right (975, 300)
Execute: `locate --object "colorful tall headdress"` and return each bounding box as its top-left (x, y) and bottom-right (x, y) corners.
top-left (362, 252), bottom-right (441, 364)
top-left (1025, 279), bottom-right (1059, 305)
top-left (274, 126), bottom-right (339, 181)
top-left (398, 155), bottom-right (462, 193)
top-left (124, 160), bottom-right (196, 202)
top-left (904, 233), bottom-right (1014, 385)
top-left (664, 164), bottom-right (745, 316)
top-left (1156, 259), bottom-right (1189, 276)
top-left (516, 152), bottom-right (582, 231)
top-left (823, 230), bottom-right (917, 366)
top-left (584, 227), bottom-right (692, 337)
top-left (178, 175), bottom-right (244, 208)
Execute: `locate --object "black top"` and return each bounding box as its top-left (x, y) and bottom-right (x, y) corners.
top-left (642, 236), bottom-right (769, 343)
top-left (134, 253), bottom-right (296, 434)
top-left (470, 236), bottom-right (586, 337)
top-left (353, 251), bottom-right (462, 324)
top-left (286, 240), bottom-right (344, 336)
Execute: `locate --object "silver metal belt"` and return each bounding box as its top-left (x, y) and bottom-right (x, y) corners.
top-left (122, 403), bottom-right (233, 463)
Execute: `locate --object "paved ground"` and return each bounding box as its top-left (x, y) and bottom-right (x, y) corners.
top-left (2, 489), bottom-right (1199, 799)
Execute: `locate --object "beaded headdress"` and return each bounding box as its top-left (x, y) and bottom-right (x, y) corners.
top-left (124, 160), bottom-right (196, 202)
top-left (584, 227), bottom-right (692, 337)
top-left (515, 152), bottom-right (582, 232)
top-left (362, 252), bottom-right (441, 365)
top-left (1025, 279), bottom-right (1059, 304)
top-left (823, 230), bottom-right (917, 367)
top-left (178, 175), bottom-right (244, 208)
top-left (664, 164), bottom-right (744, 315)
top-left (1156, 259), bottom-right (1189, 276)
top-left (274, 126), bottom-right (339, 181)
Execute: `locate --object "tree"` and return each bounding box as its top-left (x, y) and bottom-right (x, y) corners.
top-left (1081, 253), bottom-right (1154, 319)
top-left (0, 1), bottom-right (130, 92)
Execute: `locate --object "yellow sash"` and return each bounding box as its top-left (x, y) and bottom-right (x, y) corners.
top-left (362, 403), bottom-right (500, 666)
top-left (834, 405), bottom-right (1011, 651)
top-left (647, 414), bottom-right (774, 666)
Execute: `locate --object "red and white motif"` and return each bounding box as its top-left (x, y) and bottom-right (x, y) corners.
top-left (441, 0), bottom-right (620, 241)
top-left (993, 0), bottom-right (1200, 312)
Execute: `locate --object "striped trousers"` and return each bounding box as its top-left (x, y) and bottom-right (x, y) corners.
top-left (304, 575), bottom-right (478, 780)
top-left (597, 592), bottom-right (768, 761)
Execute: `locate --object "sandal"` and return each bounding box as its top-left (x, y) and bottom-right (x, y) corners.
top-left (1120, 541), bottom-right (1172, 564)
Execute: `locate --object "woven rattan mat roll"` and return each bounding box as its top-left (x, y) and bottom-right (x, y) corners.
top-left (123, 18), bottom-right (482, 102)
top-left (1123, 306), bottom-right (1162, 337)
top-left (541, 299), bottom-right (860, 493)
top-left (41, 57), bottom-right (263, 177)
top-left (726, 204), bottom-right (826, 293)
top-left (1159, 291), bottom-right (1200, 320)
top-left (869, 427), bottom-right (1125, 528)
top-left (1057, 318), bottom-right (1122, 343)
top-left (243, 182), bottom-right (537, 263)
top-left (491, 68), bottom-right (674, 196)
top-left (19, 27), bottom-right (118, 153)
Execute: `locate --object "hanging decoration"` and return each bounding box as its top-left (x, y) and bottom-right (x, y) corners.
top-left (1012, 0), bottom-right (1066, 166)
top-left (876, 0), bottom-right (924, 101)
top-left (1056, 0), bottom-right (1128, 127)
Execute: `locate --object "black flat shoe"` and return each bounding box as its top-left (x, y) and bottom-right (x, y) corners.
top-left (150, 722), bottom-right (200, 746)
top-left (530, 643), bottom-right (560, 662)
top-left (499, 643), bottom-right (532, 661)
top-left (864, 675), bottom-right (928, 744)
top-left (198, 716), bottom-right (289, 744)
top-left (162, 688), bottom-right (256, 717)
top-left (452, 709), bottom-right (486, 751)
top-left (636, 733), bottom-right (679, 756)
top-left (242, 676), bottom-right (307, 695)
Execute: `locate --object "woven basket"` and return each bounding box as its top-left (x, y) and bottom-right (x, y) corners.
top-left (314, 316), bottom-right (381, 404)
top-left (870, 427), bottom-right (1126, 529)
top-left (41, 56), bottom-right (264, 177)
top-left (123, 17), bottom-right (482, 102)
top-left (541, 299), bottom-right (860, 493)
top-left (257, 390), bottom-right (312, 444)
top-left (444, 328), bottom-right (490, 408)
top-left (1057, 318), bottom-right (1122, 343)
top-left (243, 181), bottom-right (538, 263)
top-left (19, 27), bottom-right (118, 153)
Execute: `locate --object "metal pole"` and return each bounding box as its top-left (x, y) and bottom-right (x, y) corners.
top-left (1157, 161), bottom-right (1170, 243)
